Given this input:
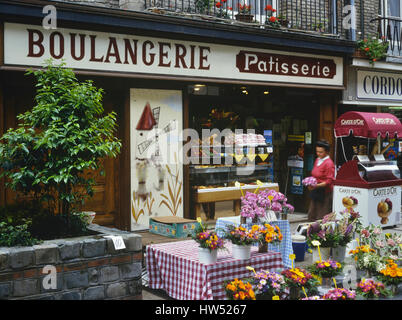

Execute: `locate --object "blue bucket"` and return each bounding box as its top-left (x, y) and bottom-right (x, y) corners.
top-left (292, 235), bottom-right (306, 262)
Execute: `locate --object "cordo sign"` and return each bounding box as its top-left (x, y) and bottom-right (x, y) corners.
top-left (357, 70), bottom-right (402, 101)
top-left (3, 22), bottom-right (344, 87)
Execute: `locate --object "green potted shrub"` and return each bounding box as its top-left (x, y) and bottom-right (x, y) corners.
top-left (0, 59), bottom-right (121, 243)
top-left (357, 37), bottom-right (389, 65)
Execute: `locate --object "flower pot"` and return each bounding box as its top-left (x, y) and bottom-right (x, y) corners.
top-left (289, 286), bottom-right (301, 300)
top-left (312, 247), bottom-right (331, 262)
top-left (198, 247), bottom-right (218, 264)
top-left (353, 49), bottom-right (368, 59)
top-left (265, 210), bottom-right (277, 222)
top-left (235, 14), bottom-right (254, 23)
top-left (320, 277), bottom-right (332, 289)
top-left (331, 246), bottom-right (346, 263)
top-left (82, 211), bottom-right (96, 224)
top-left (391, 284), bottom-right (400, 296)
top-left (258, 242), bottom-right (268, 253)
top-left (232, 244), bottom-right (252, 260)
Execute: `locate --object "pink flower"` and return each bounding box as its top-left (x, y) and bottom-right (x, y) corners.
top-left (387, 238), bottom-right (396, 247)
top-left (375, 240), bottom-right (384, 248)
top-left (361, 229), bottom-right (370, 238)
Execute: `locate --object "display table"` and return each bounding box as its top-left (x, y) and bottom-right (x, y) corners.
top-left (146, 240), bottom-right (283, 300)
top-left (193, 183), bottom-right (279, 216)
top-left (215, 216), bottom-right (293, 269)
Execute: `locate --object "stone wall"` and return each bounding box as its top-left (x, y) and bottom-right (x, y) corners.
top-left (0, 225), bottom-right (142, 300)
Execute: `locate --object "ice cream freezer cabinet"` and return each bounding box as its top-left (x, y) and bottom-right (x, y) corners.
top-left (333, 160), bottom-right (402, 228)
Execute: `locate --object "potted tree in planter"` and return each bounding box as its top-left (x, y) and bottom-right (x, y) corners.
top-left (0, 60), bottom-right (121, 242)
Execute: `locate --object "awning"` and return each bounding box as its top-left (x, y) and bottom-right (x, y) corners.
top-left (334, 111), bottom-right (402, 139)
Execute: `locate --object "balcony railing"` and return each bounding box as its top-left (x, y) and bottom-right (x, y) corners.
top-left (371, 17), bottom-right (402, 58)
top-left (144, 0), bottom-right (346, 36)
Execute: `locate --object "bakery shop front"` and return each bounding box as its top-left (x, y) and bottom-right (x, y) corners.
top-left (0, 3), bottom-right (350, 230)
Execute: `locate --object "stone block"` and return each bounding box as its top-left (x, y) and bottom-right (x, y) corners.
top-left (13, 279), bottom-right (39, 297)
top-left (82, 238), bottom-right (106, 258)
top-left (83, 286), bottom-right (105, 300)
top-left (57, 290), bottom-right (82, 300)
top-left (127, 279), bottom-right (142, 296)
top-left (0, 282), bottom-right (11, 299)
top-left (100, 266), bottom-right (119, 283)
top-left (106, 282), bottom-right (127, 298)
top-left (88, 267), bottom-right (99, 285)
top-left (0, 248), bottom-right (9, 270)
top-left (33, 244), bottom-right (59, 265)
top-left (119, 262), bottom-right (141, 280)
top-left (64, 270), bottom-right (89, 289)
top-left (9, 247), bottom-right (34, 269)
top-left (40, 272), bottom-right (63, 293)
top-left (58, 241), bottom-right (81, 260)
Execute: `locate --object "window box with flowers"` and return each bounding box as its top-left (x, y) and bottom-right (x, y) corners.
top-left (357, 37), bottom-right (389, 65)
top-left (235, 3), bottom-right (253, 23)
top-left (264, 5), bottom-right (280, 29)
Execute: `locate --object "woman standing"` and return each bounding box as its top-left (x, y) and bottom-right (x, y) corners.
top-left (307, 140), bottom-right (335, 222)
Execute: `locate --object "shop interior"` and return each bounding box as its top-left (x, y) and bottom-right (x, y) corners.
top-left (187, 83), bottom-right (322, 221)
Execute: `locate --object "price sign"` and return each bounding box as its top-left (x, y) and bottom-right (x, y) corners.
top-left (104, 235), bottom-right (126, 250)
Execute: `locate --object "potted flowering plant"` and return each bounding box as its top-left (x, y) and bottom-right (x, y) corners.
top-left (193, 218), bottom-right (225, 264)
top-left (377, 259), bottom-right (402, 295)
top-left (357, 37), bottom-right (389, 65)
top-left (251, 270), bottom-right (287, 300)
top-left (302, 176), bottom-right (317, 187)
top-left (308, 259), bottom-right (343, 287)
top-left (235, 2), bottom-right (253, 23)
top-left (349, 244), bottom-right (385, 278)
top-left (263, 189), bottom-right (294, 220)
top-left (322, 288), bottom-right (356, 300)
top-left (252, 223), bottom-right (283, 253)
top-left (224, 278), bottom-right (256, 300)
top-left (356, 278), bottom-right (391, 299)
top-left (281, 268), bottom-right (319, 299)
top-left (264, 5), bottom-right (280, 28)
top-left (224, 224), bottom-right (259, 260)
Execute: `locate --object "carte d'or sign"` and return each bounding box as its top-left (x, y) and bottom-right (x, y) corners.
top-left (3, 22), bottom-right (343, 87)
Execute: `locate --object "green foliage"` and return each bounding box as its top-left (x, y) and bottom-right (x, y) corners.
top-left (0, 59), bottom-right (122, 218)
top-left (358, 37), bottom-right (389, 65)
top-left (0, 221), bottom-right (40, 247)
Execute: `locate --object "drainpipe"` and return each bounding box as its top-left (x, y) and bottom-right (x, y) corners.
top-left (344, 0), bottom-right (357, 41)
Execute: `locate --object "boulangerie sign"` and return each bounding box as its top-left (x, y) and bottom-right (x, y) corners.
top-left (3, 22), bottom-right (344, 87)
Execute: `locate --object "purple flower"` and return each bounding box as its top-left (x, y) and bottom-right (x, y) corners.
top-left (271, 202), bottom-right (282, 212)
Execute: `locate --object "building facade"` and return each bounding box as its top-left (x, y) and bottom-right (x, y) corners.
top-left (1, 0), bottom-right (392, 230)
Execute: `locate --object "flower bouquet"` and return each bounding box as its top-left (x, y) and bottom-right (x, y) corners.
top-left (377, 259), bottom-right (402, 293)
top-left (322, 288), bottom-right (356, 300)
top-left (302, 176), bottom-right (317, 187)
top-left (262, 189), bottom-right (294, 221)
top-left (252, 270), bottom-right (287, 300)
top-left (281, 268), bottom-right (319, 299)
top-left (308, 259), bottom-right (343, 279)
top-left (193, 218), bottom-right (225, 264)
top-left (349, 245), bottom-right (386, 276)
top-left (240, 191), bottom-right (268, 223)
top-left (356, 278), bottom-right (391, 299)
top-left (252, 223), bottom-right (282, 252)
top-left (224, 278), bottom-right (256, 300)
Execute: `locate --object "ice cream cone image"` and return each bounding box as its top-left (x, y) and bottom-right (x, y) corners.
top-left (342, 196), bottom-right (358, 209)
top-left (377, 198), bottom-right (392, 224)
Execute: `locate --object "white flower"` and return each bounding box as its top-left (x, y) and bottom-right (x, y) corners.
top-left (311, 240), bottom-right (321, 247)
top-left (260, 279), bottom-right (267, 285)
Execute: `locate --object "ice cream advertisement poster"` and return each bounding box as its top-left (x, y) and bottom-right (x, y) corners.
top-left (130, 89), bottom-right (183, 229)
top-left (333, 186), bottom-right (401, 228)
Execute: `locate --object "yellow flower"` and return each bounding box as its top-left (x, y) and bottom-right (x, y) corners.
top-left (252, 225), bottom-right (259, 232)
top-left (289, 254), bottom-right (296, 260)
top-left (272, 295), bottom-right (280, 300)
top-left (324, 262), bottom-right (330, 267)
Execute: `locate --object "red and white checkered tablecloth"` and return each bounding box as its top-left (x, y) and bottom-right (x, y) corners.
top-left (146, 240), bottom-right (284, 300)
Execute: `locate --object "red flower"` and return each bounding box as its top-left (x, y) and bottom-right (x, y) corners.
top-left (373, 58), bottom-right (377, 61)
top-left (222, 0), bottom-right (227, 2)
top-left (228, 6), bottom-right (232, 10)
top-left (265, 4), bottom-right (273, 11)
top-left (216, 2), bottom-right (221, 8)
top-left (269, 16), bottom-right (277, 22)
top-left (364, 47), bottom-right (370, 52)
